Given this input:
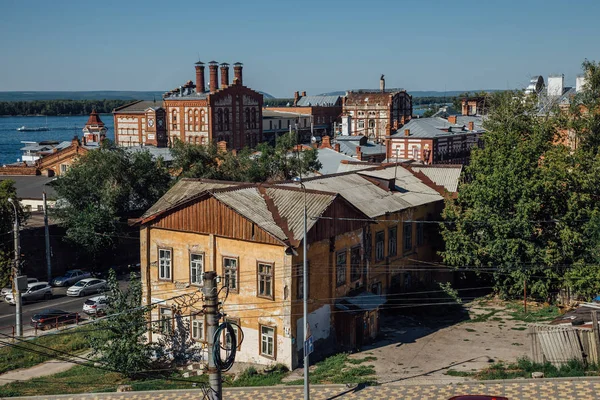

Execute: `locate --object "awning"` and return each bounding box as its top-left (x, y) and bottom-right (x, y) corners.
top-left (335, 292), bottom-right (386, 313)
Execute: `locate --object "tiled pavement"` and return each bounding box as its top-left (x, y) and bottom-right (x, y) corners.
top-left (7, 377), bottom-right (600, 399)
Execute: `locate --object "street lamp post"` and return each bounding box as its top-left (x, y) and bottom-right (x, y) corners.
top-left (292, 177), bottom-right (310, 400)
top-left (8, 198), bottom-right (22, 337)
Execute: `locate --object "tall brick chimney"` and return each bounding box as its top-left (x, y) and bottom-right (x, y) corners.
top-left (380, 74), bottom-right (385, 92)
top-left (233, 62), bottom-right (243, 85)
top-left (195, 61), bottom-right (205, 93)
top-left (356, 146), bottom-right (362, 161)
top-left (294, 91), bottom-right (300, 106)
top-left (209, 61), bottom-right (219, 93)
top-left (220, 63), bottom-right (230, 88)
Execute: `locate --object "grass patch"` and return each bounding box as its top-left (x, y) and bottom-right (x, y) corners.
top-left (512, 343), bottom-right (523, 346)
top-left (287, 353), bottom-right (376, 386)
top-left (475, 358), bottom-right (600, 380)
top-left (0, 329), bottom-right (100, 374)
top-left (465, 328), bottom-right (476, 332)
top-left (445, 369), bottom-right (474, 377)
top-left (511, 327), bottom-right (527, 331)
top-left (507, 303), bottom-right (560, 322)
top-left (466, 309), bottom-right (501, 323)
top-left (228, 364), bottom-right (289, 387)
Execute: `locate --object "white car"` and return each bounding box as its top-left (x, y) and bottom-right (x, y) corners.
top-left (66, 278), bottom-right (107, 297)
top-left (5, 282), bottom-right (52, 305)
top-left (83, 295), bottom-right (108, 316)
top-left (1, 277), bottom-right (39, 298)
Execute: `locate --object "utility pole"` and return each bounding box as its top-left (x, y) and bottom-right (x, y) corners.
top-left (302, 183), bottom-right (310, 400)
top-left (524, 277), bottom-right (527, 314)
top-left (43, 192), bottom-right (51, 283)
top-left (203, 271), bottom-right (221, 400)
top-left (8, 198), bottom-right (22, 337)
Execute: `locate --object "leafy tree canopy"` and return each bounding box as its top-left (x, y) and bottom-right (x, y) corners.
top-left (441, 60), bottom-right (600, 301)
top-left (51, 141), bottom-right (171, 262)
top-left (0, 180), bottom-right (26, 287)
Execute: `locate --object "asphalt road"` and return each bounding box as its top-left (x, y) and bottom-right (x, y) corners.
top-left (0, 279), bottom-right (129, 339)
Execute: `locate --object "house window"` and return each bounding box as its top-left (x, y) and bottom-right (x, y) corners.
top-left (224, 257), bottom-right (238, 292)
top-left (260, 325), bottom-right (276, 358)
top-left (296, 263), bottom-right (309, 299)
top-left (159, 248), bottom-right (172, 281)
top-left (350, 246), bottom-right (361, 281)
top-left (245, 108), bottom-right (251, 129)
top-left (37, 205), bottom-right (44, 212)
top-left (159, 307), bottom-right (172, 335)
top-left (191, 314), bottom-right (205, 342)
top-left (358, 120), bottom-right (365, 129)
top-left (60, 164), bottom-right (69, 174)
top-left (403, 222), bottom-right (413, 251)
top-left (336, 250), bottom-right (347, 286)
top-left (217, 109), bottom-right (223, 131)
top-left (190, 253), bottom-right (204, 285)
top-left (224, 108), bottom-right (230, 131)
top-left (251, 107), bottom-right (257, 128)
top-left (388, 227), bottom-right (397, 257)
top-left (257, 262), bottom-right (274, 299)
top-left (417, 221), bottom-right (424, 246)
top-left (375, 231), bottom-right (385, 261)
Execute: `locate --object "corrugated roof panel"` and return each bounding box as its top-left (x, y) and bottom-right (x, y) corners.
top-left (296, 95), bottom-right (341, 107)
top-left (411, 166), bottom-right (462, 193)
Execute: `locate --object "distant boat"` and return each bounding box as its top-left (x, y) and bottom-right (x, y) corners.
top-left (17, 126), bottom-right (50, 132)
top-left (17, 116), bottom-right (50, 132)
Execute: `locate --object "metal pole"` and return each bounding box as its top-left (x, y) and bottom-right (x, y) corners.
top-left (9, 199), bottom-right (22, 337)
top-left (43, 192), bottom-right (51, 283)
top-left (203, 271), bottom-right (221, 400)
top-left (302, 183), bottom-right (310, 400)
top-left (524, 277), bottom-right (527, 314)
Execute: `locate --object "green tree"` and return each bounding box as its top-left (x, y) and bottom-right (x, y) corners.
top-left (88, 270), bottom-right (156, 377)
top-left (52, 141), bottom-right (171, 264)
top-left (0, 181), bottom-right (26, 288)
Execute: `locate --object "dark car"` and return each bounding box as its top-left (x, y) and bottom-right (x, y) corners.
top-left (51, 270), bottom-right (92, 287)
top-left (30, 309), bottom-right (79, 330)
top-left (448, 396), bottom-right (509, 400)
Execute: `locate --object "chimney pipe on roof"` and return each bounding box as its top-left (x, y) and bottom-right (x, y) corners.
top-left (448, 115), bottom-right (457, 124)
top-left (209, 61), bottom-right (219, 93)
top-left (233, 62), bottom-right (243, 85)
top-left (220, 63), bottom-right (230, 88)
top-left (195, 61), bottom-right (205, 93)
top-left (380, 74), bottom-right (385, 93)
top-left (404, 129), bottom-right (410, 137)
top-left (468, 121), bottom-right (474, 131)
top-left (301, 91), bottom-right (307, 97)
top-left (294, 91), bottom-right (300, 106)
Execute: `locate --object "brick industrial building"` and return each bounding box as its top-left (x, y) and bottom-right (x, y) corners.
top-left (113, 61), bottom-right (263, 151)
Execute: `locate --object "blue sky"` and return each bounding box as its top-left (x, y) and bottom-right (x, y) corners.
top-left (1, 0), bottom-right (598, 97)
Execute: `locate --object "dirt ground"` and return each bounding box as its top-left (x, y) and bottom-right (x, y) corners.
top-left (349, 297), bottom-right (540, 384)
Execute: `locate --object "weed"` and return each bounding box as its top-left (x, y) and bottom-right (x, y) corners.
top-left (511, 327), bottom-right (527, 331)
top-left (512, 343), bottom-right (523, 346)
top-left (466, 309), bottom-right (501, 323)
top-left (348, 356), bottom-right (378, 364)
top-left (465, 328), bottom-right (476, 332)
top-left (445, 369), bottom-right (474, 377)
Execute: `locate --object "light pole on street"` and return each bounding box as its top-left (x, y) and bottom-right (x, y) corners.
top-left (292, 176), bottom-right (310, 400)
top-left (7, 197), bottom-right (22, 337)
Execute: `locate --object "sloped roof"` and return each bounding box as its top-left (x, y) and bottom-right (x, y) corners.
top-left (296, 95), bottom-right (341, 107)
top-left (317, 148), bottom-right (358, 175)
top-left (390, 117), bottom-right (481, 139)
top-left (409, 165), bottom-right (462, 193)
top-left (1, 175), bottom-right (57, 200)
top-left (113, 100), bottom-right (163, 113)
top-left (85, 110), bottom-right (105, 127)
top-left (141, 179), bottom-right (238, 219)
top-left (282, 165), bottom-right (443, 218)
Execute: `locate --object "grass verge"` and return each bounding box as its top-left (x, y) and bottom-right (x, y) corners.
top-left (506, 303), bottom-right (560, 322)
top-left (287, 353), bottom-right (377, 386)
top-left (0, 329), bottom-right (99, 374)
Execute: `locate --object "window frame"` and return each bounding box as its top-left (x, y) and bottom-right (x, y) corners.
top-left (257, 261), bottom-right (275, 300)
top-left (158, 247), bottom-right (173, 281)
top-left (158, 307), bottom-right (173, 335)
top-left (224, 317), bottom-right (241, 351)
top-left (190, 313), bottom-right (206, 342)
top-left (296, 263), bottom-right (309, 300)
top-left (189, 252), bottom-right (204, 286)
top-left (403, 222), bottom-right (413, 252)
top-left (259, 324), bottom-right (277, 359)
top-left (336, 250), bottom-right (347, 287)
top-left (223, 256), bottom-right (239, 293)
top-left (416, 220), bottom-right (424, 246)
top-left (388, 226), bottom-right (398, 257)
top-left (375, 231), bottom-right (385, 262)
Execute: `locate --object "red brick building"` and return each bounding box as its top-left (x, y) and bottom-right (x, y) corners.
top-left (113, 61), bottom-right (264, 151)
top-left (341, 76), bottom-right (413, 143)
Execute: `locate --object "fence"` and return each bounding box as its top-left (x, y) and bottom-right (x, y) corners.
top-left (529, 322), bottom-right (600, 366)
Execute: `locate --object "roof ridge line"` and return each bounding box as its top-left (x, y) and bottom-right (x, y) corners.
top-left (257, 185), bottom-right (298, 247)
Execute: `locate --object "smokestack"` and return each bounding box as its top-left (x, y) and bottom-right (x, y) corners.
top-left (220, 63), bottom-right (230, 88)
top-left (233, 62), bottom-right (243, 85)
top-left (209, 61), bottom-right (219, 93)
top-left (195, 61), bottom-right (205, 93)
top-left (294, 91), bottom-right (300, 106)
top-left (380, 74), bottom-right (385, 93)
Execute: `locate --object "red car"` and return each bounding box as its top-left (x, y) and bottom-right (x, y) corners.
top-left (449, 397), bottom-right (508, 400)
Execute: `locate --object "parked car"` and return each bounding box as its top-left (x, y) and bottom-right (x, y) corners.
top-left (66, 278), bottom-right (107, 297)
top-left (51, 270), bottom-right (91, 287)
top-left (448, 396), bottom-right (509, 400)
top-left (1, 277), bottom-right (38, 297)
top-left (30, 309), bottom-right (79, 330)
top-left (5, 282), bottom-right (52, 305)
top-left (83, 295), bottom-right (108, 316)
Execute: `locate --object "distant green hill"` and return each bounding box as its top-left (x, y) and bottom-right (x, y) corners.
top-left (0, 90), bottom-right (275, 102)
top-left (318, 90), bottom-right (502, 98)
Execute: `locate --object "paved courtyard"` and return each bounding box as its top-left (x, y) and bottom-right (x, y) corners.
top-left (7, 378), bottom-right (600, 400)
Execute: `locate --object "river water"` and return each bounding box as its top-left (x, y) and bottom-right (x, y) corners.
top-left (0, 115), bottom-right (115, 165)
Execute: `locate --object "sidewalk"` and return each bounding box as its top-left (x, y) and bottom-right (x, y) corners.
top-left (0, 352), bottom-right (90, 386)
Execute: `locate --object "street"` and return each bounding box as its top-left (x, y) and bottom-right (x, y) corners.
top-left (0, 279), bottom-right (129, 338)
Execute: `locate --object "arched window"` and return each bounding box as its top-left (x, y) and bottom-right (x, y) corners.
top-left (224, 108), bottom-right (230, 131)
top-left (251, 108), bottom-right (256, 129)
top-left (217, 109), bottom-right (224, 131)
top-left (245, 108), bottom-right (251, 129)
